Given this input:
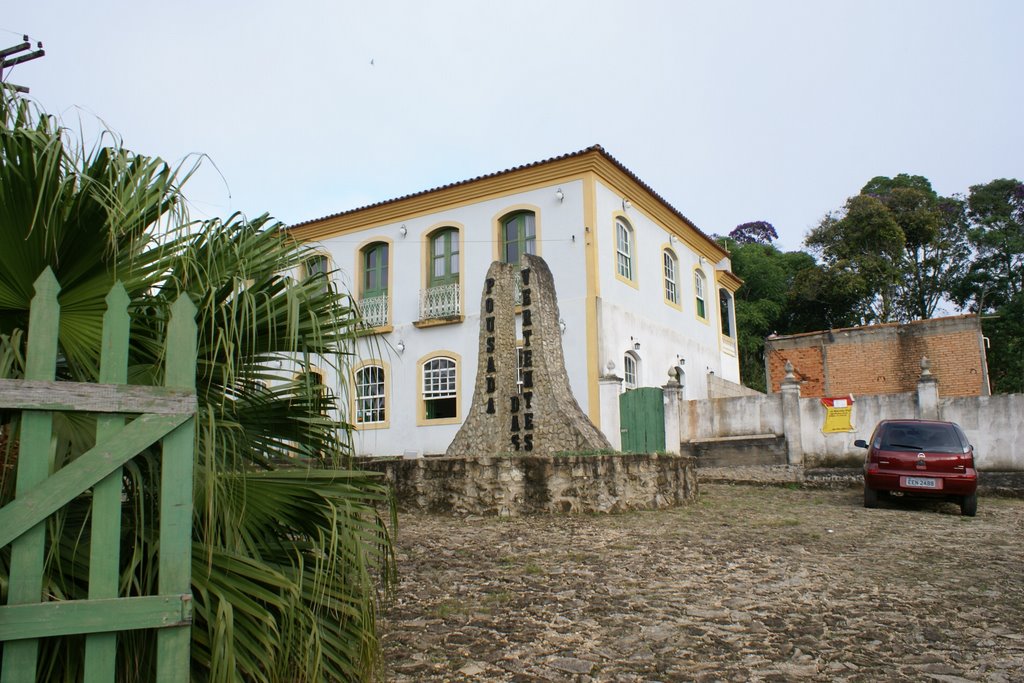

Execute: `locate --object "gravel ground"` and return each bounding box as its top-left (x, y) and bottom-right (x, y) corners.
top-left (380, 482), bottom-right (1024, 682)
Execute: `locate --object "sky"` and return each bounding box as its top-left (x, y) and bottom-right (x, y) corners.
top-left (3, 0), bottom-right (1022, 252)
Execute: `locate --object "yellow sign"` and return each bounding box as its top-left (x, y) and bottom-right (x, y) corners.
top-left (821, 396), bottom-right (855, 433)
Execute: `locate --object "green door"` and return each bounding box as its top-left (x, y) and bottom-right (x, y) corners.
top-left (619, 387), bottom-right (665, 453)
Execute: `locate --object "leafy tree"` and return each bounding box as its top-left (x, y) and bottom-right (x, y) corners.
top-left (0, 94), bottom-right (394, 681)
top-left (954, 178), bottom-right (1024, 311)
top-left (806, 174), bottom-right (968, 323)
top-left (805, 195), bottom-right (906, 323)
top-left (982, 294), bottom-right (1024, 394)
top-left (728, 220), bottom-right (778, 245)
top-left (952, 178), bottom-right (1024, 393)
top-left (722, 236), bottom-right (860, 391)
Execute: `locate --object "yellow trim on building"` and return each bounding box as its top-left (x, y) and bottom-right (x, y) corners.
top-left (492, 204), bottom-right (543, 263)
top-left (716, 268), bottom-right (743, 292)
top-left (287, 150), bottom-right (729, 268)
top-left (583, 171), bottom-right (602, 426)
top-left (353, 235), bottom-right (394, 333)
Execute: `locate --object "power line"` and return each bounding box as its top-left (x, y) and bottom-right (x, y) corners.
top-left (1, 35), bottom-right (45, 94)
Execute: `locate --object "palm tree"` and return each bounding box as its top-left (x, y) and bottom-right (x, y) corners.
top-left (0, 93), bottom-right (395, 681)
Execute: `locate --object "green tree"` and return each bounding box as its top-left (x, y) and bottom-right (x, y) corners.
top-left (805, 195), bottom-right (906, 323)
top-left (0, 94), bottom-right (394, 680)
top-left (953, 178), bottom-right (1024, 393)
top-left (722, 234), bottom-right (861, 391)
top-left (954, 178), bottom-right (1024, 311)
top-left (806, 174), bottom-right (969, 323)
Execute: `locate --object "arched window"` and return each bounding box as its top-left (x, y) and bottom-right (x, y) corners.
top-left (295, 369), bottom-right (328, 415)
top-left (616, 218), bottom-right (634, 281)
top-left (303, 253), bottom-right (331, 294)
top-left (428, 227), bottom-right (460, 287)
top-left (354, 364), bottom-right (386, 425)
top-left (694, 269), bottom-right (707, 319)
top-left (719, 288), bottom-right (734, 337)
top-left (501, 212), bottom-right (536, 265)
top-left (623, 352), bottom-right (639, 390)
top-left (360, 242), bottom-right (389, 327)
top-left (422, 356), bottom-right (458, 420)
top-left (421, 227), bottom-right (461, 320)
top-left (361, 242), bottom-right (388, 298)
top-left (663, 249), bottom-right (679, 305)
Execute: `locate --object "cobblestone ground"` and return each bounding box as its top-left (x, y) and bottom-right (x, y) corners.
top-left (380, 483), bottom-right (1024, 682)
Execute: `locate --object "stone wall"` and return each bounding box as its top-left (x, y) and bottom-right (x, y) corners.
top-left (365, 453), bottom-right (697, 516)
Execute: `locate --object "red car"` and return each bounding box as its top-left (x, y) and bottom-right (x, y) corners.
top-left (856, 419), bottom-right (978, 516)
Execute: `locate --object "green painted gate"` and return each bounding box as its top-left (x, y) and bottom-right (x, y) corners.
top-left (0, 269), bottom-right (197, 682)
top-left (619, 387), bottom-right (665, 453)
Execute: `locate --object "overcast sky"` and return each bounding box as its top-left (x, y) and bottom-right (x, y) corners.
top-left (4, 1), bottom-right (1021, 251)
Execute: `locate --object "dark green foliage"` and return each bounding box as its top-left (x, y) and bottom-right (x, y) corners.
top-left (952, 178), bottom-right (1024, 394)
top-left (805, 174), bottom-right (969, 323)
top-left (721, 237), bottom-right (859, 392)
top-left (0, 92), bottom-right (395, 681)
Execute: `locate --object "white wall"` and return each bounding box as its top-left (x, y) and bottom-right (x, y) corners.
top-left (308, 176), bottom-right (743, 457)
top-left (679, 389), bottom-right (1024, 471)
top-left (318, 180), bottom-right (594, 456)
top-left (592, 181), bottom-right (738, 397)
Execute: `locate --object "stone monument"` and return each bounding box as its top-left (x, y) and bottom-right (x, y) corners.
top-left (446, 254), bottom-right (612, 456)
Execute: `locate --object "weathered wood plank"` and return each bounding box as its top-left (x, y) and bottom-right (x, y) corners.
top-left (2, 268), bottom-right (60, 683)
top-left (0, 594), bottom-right (192, 641)
top-left (0, 379), bottom-right (196, 414)
top-left (0, 413), bottom-right (191, 550)
top-left (84, 282), bottom-right (129, 683)
top-left (157, 293), bottom-right (197, 682)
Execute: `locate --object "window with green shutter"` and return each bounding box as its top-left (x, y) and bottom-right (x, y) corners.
top-left (695, 269), bottom-right (707, 319)
top-left (501, 212), bottom-right (536, 265)
top-left (362, 242), bottom-right (388, 298)
top-left (429, 228), bottom-right (460, 287)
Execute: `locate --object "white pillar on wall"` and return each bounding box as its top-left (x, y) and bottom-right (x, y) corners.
top-left (599, 372), bottom-right (624, 451)
top-left (780, 361), bottom-right (804, 466)
top-left (916, 356), bottom-right (940, 420)
top-left (662, 368), bottom-right (683, 455)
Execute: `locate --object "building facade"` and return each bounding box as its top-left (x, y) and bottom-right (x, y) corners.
top-left (288, 146), bottom-right (742, 456)
top-left (764, 315), bottom-right (991, 398)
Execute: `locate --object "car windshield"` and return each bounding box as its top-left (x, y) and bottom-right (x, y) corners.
top-left (880, 424), bottom-right (963, 454)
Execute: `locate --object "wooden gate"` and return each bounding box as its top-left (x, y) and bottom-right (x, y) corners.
top-left (0, 269), bottom-right (197, 682)
top-left (619, 387), bottom-right (666, 453)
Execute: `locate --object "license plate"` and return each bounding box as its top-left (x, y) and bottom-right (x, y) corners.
top-left (901, 476), bottom-right (941, 490)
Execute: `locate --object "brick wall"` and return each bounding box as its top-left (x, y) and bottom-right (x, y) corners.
top-left (766, 316), bottom-right (988, 398)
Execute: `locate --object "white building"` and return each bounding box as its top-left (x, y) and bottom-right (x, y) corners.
top-left (288, 146), bottom-right (741, 456)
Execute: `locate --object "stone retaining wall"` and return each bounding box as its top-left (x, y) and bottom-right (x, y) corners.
top-left (364, 453), bottom-right (697, 516)
top-left (696, 465), bottom-right (1024, 498)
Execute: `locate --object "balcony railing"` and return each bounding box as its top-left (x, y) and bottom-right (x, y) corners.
top-left (359, 295), bottom-right (388, 328)
top-left (419, 283), bottom-right (461, 320)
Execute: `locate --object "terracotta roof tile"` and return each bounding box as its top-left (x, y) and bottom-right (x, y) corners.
top-left (289, 145), bottom-right (713, 243)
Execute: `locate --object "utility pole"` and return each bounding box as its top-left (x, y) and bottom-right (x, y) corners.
top-left (1, 35), bottom-right (45, 94)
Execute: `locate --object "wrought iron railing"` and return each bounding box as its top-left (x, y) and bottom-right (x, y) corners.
top-left (420, 283), bottom-right (461, 320)
top-left (359, 295), bottom-right (388, 328)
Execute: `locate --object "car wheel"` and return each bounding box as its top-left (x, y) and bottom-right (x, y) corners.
top-left (961, 492), bottom-right (978, 517)
top-left (864, 485), bottom-right (878, 509)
